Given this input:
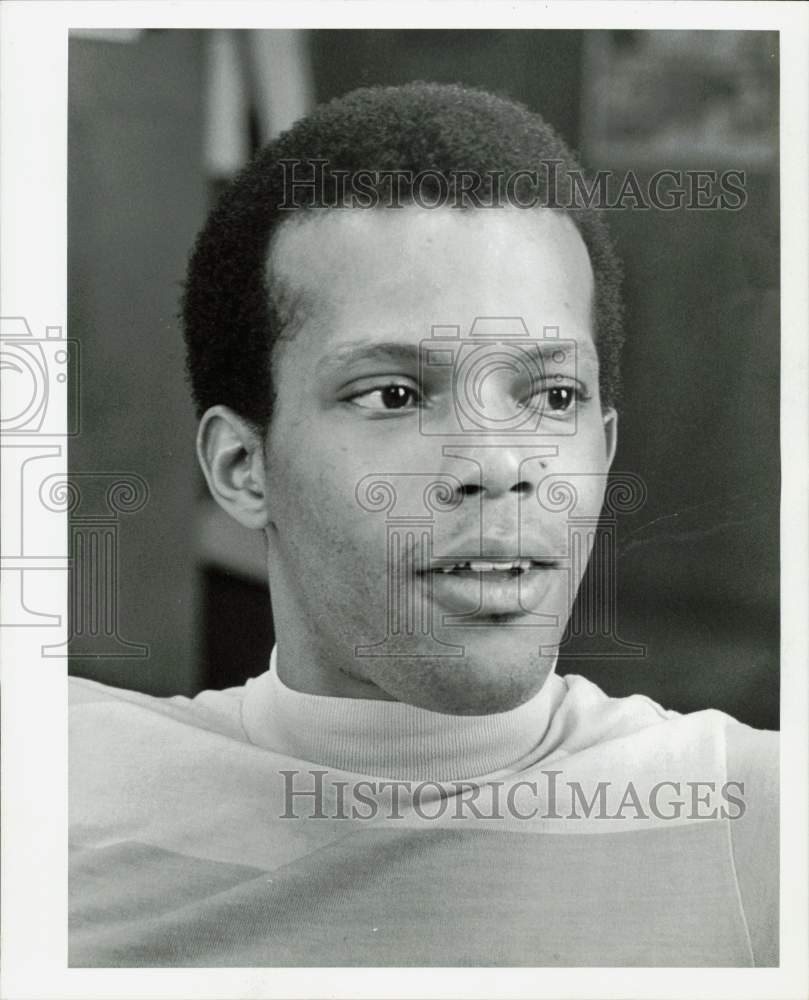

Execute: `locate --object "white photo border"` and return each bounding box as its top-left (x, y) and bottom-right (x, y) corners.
top-left (1, 2), bottom-right (806, 998)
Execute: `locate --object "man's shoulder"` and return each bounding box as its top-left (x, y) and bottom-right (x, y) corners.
top-left (553, 672), bottom-right (779, 773)
top-left (550, 671), bottom-right (681, 758)
top-left (557, 672), bottom-right (675, 726)
top-left (723, 717), bottom-right (779, 806)
top-left (68, 673), bottom-right (251, 743)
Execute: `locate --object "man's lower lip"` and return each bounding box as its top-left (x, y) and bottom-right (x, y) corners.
top-left (424, 568), bottom-right (557, 617)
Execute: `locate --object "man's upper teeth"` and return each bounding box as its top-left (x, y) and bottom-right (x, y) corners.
top-left (438, 559), bottom-right (533, 573)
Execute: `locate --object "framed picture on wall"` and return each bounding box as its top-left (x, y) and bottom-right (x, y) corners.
top-left (582, 30), bottom-right (778, 168)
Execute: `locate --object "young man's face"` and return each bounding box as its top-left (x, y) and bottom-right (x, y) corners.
top-left (262, 206), bottom-right (616, 714)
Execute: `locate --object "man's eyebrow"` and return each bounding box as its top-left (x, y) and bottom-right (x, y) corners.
top-left (518, 339), bottom-right (599, 367)
top-left (315, 341), bottom-right (422, 375)
top-left (315, 336), bottom-right (599, 376)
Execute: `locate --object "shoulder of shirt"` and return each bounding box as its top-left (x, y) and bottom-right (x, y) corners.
top-left (559, 671), bottom-right (674, 719)
top-left (555, 672), bottom-right (778, 763)
top-left (545, 672), bottom-right (677, 757)
top-left (558, 672), bottom-right (779, 966)
top-left (723, 718), bottom-right (779, 966)
top-left (68, 673), bottom-right (252, 742)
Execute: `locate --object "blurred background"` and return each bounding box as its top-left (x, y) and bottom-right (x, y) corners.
top-left (67, 29), bottom-right (780, 729)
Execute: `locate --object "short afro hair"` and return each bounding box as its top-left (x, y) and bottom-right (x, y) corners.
top-left (182, 82), bottom-right (624, 430)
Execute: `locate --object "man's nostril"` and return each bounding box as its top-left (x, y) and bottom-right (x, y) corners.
top-left (510, 480), bottom-right (533, 495)
top-left (460, 483), bottom-right (483, 496)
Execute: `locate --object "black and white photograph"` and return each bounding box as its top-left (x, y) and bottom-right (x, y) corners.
top-left (1, 3), bottom-right (808, 998)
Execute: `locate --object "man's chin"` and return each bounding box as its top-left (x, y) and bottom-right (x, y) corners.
top-left (354, 646), bottom-right (557, 716)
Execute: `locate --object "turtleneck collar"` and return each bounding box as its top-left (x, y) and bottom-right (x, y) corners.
top-left (241, 647), bottom-right (565, 782)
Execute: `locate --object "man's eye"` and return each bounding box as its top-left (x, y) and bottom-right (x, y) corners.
top-left (349, 384), bottom-right (421, 411)
top-left (521, 382), bottom-right (587, 416)
top-left (546, 385), bottom-right (578, 412)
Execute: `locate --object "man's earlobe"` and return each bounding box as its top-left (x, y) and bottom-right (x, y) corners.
top-left (603, 407), bottom-right (618, 469)
top-left (196, 406), bottom-right (270, 530)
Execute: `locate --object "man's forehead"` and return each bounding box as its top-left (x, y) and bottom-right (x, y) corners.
top-left (270, 204), bottom-right (592, 272)
top-left (267, 205), bottom-right (596, 344)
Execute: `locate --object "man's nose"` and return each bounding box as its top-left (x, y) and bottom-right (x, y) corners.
top-left (443, 443), bottom-right (554, 502)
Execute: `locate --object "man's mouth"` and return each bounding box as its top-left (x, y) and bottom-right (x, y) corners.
top-left (420, 557), bottom-right (561, 618)
top-left (430, 558), bottom-right (558, 576)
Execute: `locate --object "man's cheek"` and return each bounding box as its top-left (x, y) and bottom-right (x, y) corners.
top-left (307, 499), bottom-right (390, 584)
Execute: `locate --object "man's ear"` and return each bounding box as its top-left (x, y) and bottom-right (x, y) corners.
top-left (196, 406), bottom-right (270, 530)
top-left (602, 407), bottom-right (618, 469)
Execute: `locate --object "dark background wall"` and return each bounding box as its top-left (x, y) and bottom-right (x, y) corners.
top-left (68, 29), bottom-right (779, 729)
top-left (68, 31), bottom-right (206, 695)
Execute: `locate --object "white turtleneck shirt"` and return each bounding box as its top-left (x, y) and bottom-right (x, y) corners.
top-left (69, 650), bottom-right (778, 967)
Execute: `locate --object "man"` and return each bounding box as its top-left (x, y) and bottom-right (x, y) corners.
top-left (69, 83), bottom-right (778, 966)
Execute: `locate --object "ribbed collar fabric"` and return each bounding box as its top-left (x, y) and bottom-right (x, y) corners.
top-left (241, 647), bottom-right (565, 782)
